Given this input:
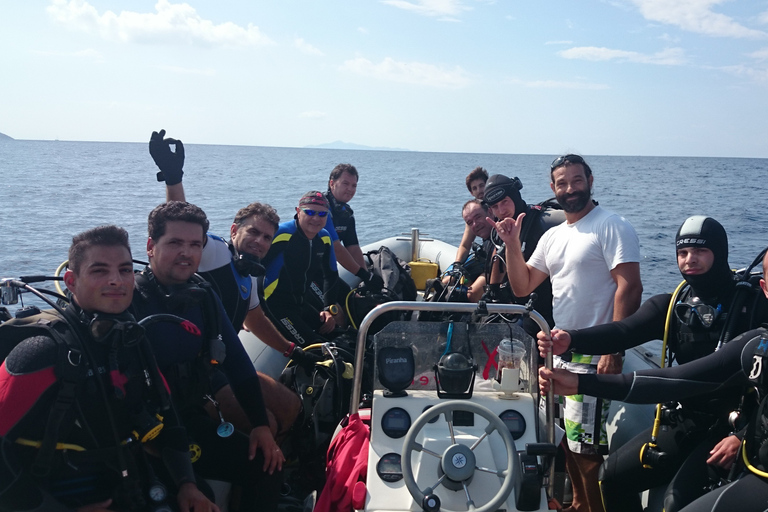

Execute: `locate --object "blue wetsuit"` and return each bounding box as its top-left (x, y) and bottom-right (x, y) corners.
top-left (262, 220), bottom-right (342, 346)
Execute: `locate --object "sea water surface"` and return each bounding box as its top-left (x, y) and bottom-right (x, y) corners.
top-left (1, 140), bottom-right (766, 305)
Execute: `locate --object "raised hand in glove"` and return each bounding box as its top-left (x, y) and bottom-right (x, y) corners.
top-left (149, 129), bottom-right (185, 185)
top-left (356, 268), bottom-right (384, 293)
top-left (289, 345), bottom-right (323, 371)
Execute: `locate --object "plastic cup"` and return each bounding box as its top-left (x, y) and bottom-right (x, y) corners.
top-left (497, 338), bottom-right (526, 381)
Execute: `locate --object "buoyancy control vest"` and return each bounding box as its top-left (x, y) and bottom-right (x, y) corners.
top-left (132, 268), bottom-right (226, 412)
top-left (0, 306), bottom-right (175, 511)
top-left (742, 327), bottom-right (768, 476)
top-left (671, 275), bottom-right (768, 366)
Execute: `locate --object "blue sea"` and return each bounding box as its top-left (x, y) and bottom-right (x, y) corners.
top-left (1, 140), bottom-right (766, 306)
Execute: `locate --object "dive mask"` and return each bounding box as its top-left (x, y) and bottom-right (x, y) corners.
top-left (674, 297), bottom-right (722, 329)
top-left (90, 311), bottom-right (145, 346)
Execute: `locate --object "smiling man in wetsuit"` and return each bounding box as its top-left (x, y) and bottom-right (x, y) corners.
top-left (149, 129), bottom-right (307, 438)
top-left (322, 163), bottom-right (383, 292)
top-left (132, 201), bottom-right (284, 512)
top-left (452, 166), bottom-right (490, 269)
top-left (262, 191), bottom-right (346, 348)
top-left (0, 225), bottom-right (216, 512)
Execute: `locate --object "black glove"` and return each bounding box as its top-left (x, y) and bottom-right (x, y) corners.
top-left (149, 129), bottom-right (185, 185)
top-left (356, 268), bottom-right (384, 293)
top-left (290, 346), bottom-right (323, 371)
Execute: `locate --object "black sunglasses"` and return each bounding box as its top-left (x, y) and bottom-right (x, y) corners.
top-left (550, 154), bottom-right (586, 170)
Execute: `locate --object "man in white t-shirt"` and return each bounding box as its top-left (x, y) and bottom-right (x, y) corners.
top-left (490, 154), bottom-right (642, 512)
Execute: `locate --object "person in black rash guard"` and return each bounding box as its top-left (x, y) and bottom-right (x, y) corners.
top-left (323, 164), bottom-right (367, 276)
top-left (262, 192), bottom-right (346, 347)
top-left (131, 202), bottom-right (283, 512)
top-left (537, 219), bottom-right (768, 512)
top-left (540, 252), bottom-right (768, 511)
top-left (481, 174), bottom-right (565, 333)
top-left (0, 226), bottom-right (216, 512)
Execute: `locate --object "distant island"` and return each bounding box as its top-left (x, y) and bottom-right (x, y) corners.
top-left (304, 140), bottom-right (408, 152)
top-left (0, 131), bottom-right (13, 141)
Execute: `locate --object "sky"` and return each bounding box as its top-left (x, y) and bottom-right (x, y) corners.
top-left (1, 0), bottom-right (768, 157)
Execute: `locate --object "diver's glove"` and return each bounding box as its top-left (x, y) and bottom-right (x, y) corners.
top-left (287, 344), bottom-right (323, 371)
top-left (356, 268), bottom-right (384, 293)
top-left (149, 129), bottom-right (185, 185)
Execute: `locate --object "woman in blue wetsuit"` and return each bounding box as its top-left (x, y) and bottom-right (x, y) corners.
top-left (540, 251), bottom-right (768, 512)
top-left (262, 191), bottom-right (345, 348)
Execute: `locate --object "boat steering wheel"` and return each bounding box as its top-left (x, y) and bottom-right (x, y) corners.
top-left (401, 401), bottom-right (517, 512)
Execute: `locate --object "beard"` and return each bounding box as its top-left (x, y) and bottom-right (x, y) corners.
top-left (556, 189), bottom-right (591, 213)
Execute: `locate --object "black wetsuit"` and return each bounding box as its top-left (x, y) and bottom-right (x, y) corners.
top-left (324, 190), bottom-right (358, 249)
top-left (491, 202), bottom-right (565, 331)
top-left (575, 326), bottom-right (768, 512)
top-left (0, 306), bottom-right (194, 512)
top-left (132, 270), bottom-right (281, 511)
top-left (566, 286), bottom-right (768, 512)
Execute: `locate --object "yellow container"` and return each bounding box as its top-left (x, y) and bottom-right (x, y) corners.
top-left (408, 261), bottom-right (438, 290)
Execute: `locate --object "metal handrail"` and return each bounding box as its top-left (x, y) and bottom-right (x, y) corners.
top-left (349, 301), bottom-right (555, 451)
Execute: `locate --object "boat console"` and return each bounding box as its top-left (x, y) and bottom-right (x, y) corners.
top-left (349, 303), bottom-right (557, 512)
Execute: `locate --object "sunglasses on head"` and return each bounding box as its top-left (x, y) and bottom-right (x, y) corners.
top-left (674, 300), bottom-right (722, 329)
top-left (301, 209), bottom-right (328, 217)
top-left (550, 154), bottom-right (586, 171)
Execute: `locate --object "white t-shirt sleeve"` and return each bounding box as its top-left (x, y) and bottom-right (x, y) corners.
top-left (600, 215), bottom-right (641, 271)
top-left (527, 227), bottom-right (554, 275)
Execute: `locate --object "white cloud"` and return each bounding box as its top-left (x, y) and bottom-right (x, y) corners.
top-left (340, 57), bottom-right (471, 88)
top-left (358, 27), bottom-right (369, 34)
top-left (47, 0), bottom-right (275, 47)
top-left (718, 63), bottom-right (768, 83)
top-left (630, 0), bottom-right (768, 39)
top-left (294, 38), bottom-right (324, 56)
top-left (760, 10), bottom-right (768, 25)
top-left (381, 0), bottom-right (470, 18)
top-left (749, 48), bottom-right (768, 60)
top-left (507, 78), bottom-right (609, 90)
top-left (560, 46), bottom-right (687, 65)
top-left (300, 111), bottom-right (327, 119)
